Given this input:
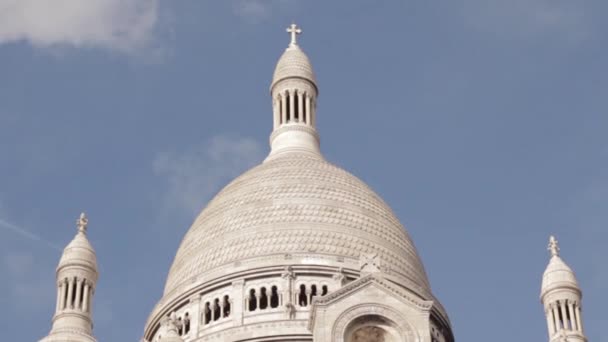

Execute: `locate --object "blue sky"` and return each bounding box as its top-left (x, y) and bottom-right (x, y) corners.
top-left (1, 1), bottom-right (606, 341)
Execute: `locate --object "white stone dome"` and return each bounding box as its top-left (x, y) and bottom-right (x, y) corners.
top-left (541, 255), bottom-right (580, 295)
top-left (271, 44), bottom-right (317, 91)
top-left (57, 231), bottom-right (97, 272)
top-left (163, 151), bottom-right (432, 298)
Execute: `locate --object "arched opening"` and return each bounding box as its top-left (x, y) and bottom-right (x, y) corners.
top-left (285, 92), bottom-right (291, 122)
top-left (184, 313), bottom-right (190, 334)
top-left (298, 284), bottom-right (308, 307)
top-left (213, 298), bottom-right (220, 321)
top-left (177, 317), bottom-right (183, 335)
top-left (260, 287), bottom-right (268, 310)
top-left (294, 92), bottom-right (300, 122)
top-left (223, 295), bottom-right (231, 317)
top-left (203, 302), bottom-right (211, 324)
top-left (78, 281), bottom-right (85, 309)
top-left (322, 285), bottom-right (328, 296)
top-left (344, 315), bottom-right (401, 342)
top-left (311, 284), bottom-right (318, 301)
top-left (270, 286), bottom-right (279, 308)
top-left (248, 289), bottom-right (257, 311)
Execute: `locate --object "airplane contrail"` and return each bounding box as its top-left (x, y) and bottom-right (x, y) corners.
top-left (0, 218), bottom-right (61, 251)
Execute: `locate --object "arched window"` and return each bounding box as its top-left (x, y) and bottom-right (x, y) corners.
top-left (294, 92), bottom-right (300, 122)
top-left (70, 278), bottom-right (77, 308)
top-left (285, 92), bottom-right (291, 122)
top-left (270, 286), bottom-right (279, 308)
top-left (260, 287), bottom-right (268, 310)
top-left (213, 298), bottom-right (220, 321)
top-left (223, 295), bottom-right (231, 317)
top-left (204, 302), bottom-right (211, 324)
top-left (248, 289), bottom-right (257, 311)
top-left (298, 284), bottom-right (308, 307)
top-left (184, 312), bottom-right (190, 334)
top-left (177, 317), bottom-right (183, 335)
top-left (322, 285), bottom-right (328, 296)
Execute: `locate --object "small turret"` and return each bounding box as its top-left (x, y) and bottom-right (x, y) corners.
top-left (540, 236), bottom-right (587, 342)
top-left (267, 23), bottom-right (321, 160)
top-left (40, 213), bottom-right (99, 342)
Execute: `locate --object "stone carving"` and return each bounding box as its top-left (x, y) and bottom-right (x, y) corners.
top-left (351, 326), bottom-right (387, 342)
top-left (333, 267), bottom-right (347, 287)
top-left (360, 253), bottom-right (381, 275)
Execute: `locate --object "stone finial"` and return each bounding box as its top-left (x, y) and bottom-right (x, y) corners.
top-left (287, 23), bottom-right (302, 46)
top-left (77, 212), bottom-right (88, 233)
top-left (548, 235), bottom-right (560, 257)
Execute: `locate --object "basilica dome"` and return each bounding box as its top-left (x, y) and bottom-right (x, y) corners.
top-left (163, 151), bottom-right (431, 298)
top-left (145, 25), bottom-right (453, 342)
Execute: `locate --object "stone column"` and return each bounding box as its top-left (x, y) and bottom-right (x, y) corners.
top-left (59, 279), bottom-right (67, 310)
top-left (552, 304), bottom-right (561, 331)
top-left (281, 94), bottom-right (287, 125)
top-left (82, 282), bottom-right (90, 313)
top-left (567, 301), bottom-right (577, 331)
top-left (220, 297), bottom-right (225, 318)
top-left (67, 278), bottom-right (74, 309)
top-left (55, 282), bottom-right (62, 313)
top-left (289, 90), bottom-right (295, 123)
top-left (231, 280), bottom-right (245, 326)
top-left (88, 287), bottom-right (94, 314)
top-left (298, 91), bottom-right (304, 123)
top-left (188, 295), bottom-right (201, 336)
top-left (311, 99), bottom-right (316, 127)
top-left (305, 95), bottom-right (311, 125)
top-left (75, 279), bottom-right (83, 310)
top-left (576, 305), bottom-right (583, 332)
top-left (560, 301), bottom-right (569, 330)
top-left (546, 306), bottom-right (555, 336)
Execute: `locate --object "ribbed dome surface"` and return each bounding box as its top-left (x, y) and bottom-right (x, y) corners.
top-left (58, 232), bottom-right (97, 271)
top-left (163, 152), bottom-right (431, 296)
top-left (271, 44), bottom-right (316, 89)
top-left (541, 256), bottom-right (579, 294)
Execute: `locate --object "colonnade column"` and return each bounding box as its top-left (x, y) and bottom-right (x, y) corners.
top-left (560, 301), bottom-right (569, 330)
top-left (281, 94), bottom-right (287, 124)
top-left (289, 90), bottom-right (295, 123)
top-left (546, 307), bottom-right (555, 335)
top-left (82, 282), bottom-right (90, 312)
top-left (55, 282), bottom-right (62, 313)
top-left (567, 301), bottom-right (577, 331)
top-left (552, 305), bottom-right (561, 331)
top-left (576, 305), bottom-right (583, 332)
top-left (75, 279), bottom-right (83, 310)
top-left (273, 98), bottom-right (279, 129)
top-left (305, 95), bottom-right (311, 125)
top-left (67, 278), bottom-right (74, 309)
top-left (298, 91), bottom-right (304, 123)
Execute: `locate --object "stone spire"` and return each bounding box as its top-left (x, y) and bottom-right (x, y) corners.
top-left (40, 213), bottom-right (98, 342)
top-left (267, 23), bottom-right (320, 160)
top-left (540, 235), bottom-right (587, 342)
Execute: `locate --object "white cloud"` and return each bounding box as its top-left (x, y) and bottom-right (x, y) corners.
top-left (0, 217), bottom-right (61, 251)
top-left (232, 0), bottom-right (299, 22)
top-left (154, 135), bottom-right (263, 216)
top-left (463, 0), bottom-right (589, 40)
top-left (0, 0), bottom-right (159, 53)
top-left (233, 0), bottom-right (272, 21)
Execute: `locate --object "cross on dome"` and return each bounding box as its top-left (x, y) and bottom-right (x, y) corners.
top-left (77, 212), bottom-right (89, 233)
top-left (287, 23), bottom-right (302, 45)
top-left (548, 235), bottom-right (560, 257)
